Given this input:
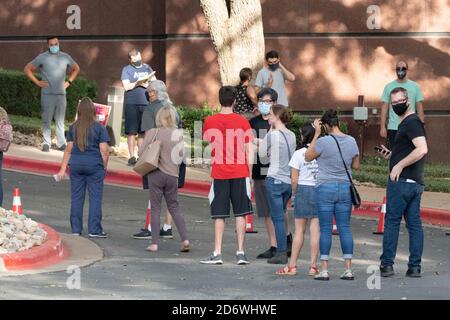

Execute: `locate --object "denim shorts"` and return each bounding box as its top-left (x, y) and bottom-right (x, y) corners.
top-left (294, 185), bottom-right (318, 219)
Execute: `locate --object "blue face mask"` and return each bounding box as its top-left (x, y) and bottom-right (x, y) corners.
top-left (49, 46), bottom-right (60, 54)
top-left (258, 102), bottom-right (271, 115)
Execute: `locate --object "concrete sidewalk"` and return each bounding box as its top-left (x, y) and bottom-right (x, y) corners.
top-left (5, 143), bottom-right (450, 211)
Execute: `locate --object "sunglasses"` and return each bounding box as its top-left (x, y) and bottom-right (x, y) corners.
top-left (396, 67), bottom-right (408, 71)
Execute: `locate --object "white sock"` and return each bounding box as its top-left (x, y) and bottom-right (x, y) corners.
top-left (213, 251), bottom-right (221, 256)
top-left (163, 224), bottom-right (172, 231)
top-left (147, 226), bottom-right (151, 232)
top-left (236, 251), bottom-right (245, 255)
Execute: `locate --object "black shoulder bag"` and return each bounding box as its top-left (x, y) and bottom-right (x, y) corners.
top-left (330, 135), bottom-right (361, 208)
top-left (279, 130), bottom-right (293, 159)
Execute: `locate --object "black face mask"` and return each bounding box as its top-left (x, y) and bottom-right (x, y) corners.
top-left (396, 68), bottom-right (407, 80)
top-left (392, 101), bottom-right (408, 116)
top-left (268, 62), bottom-right (279, 71)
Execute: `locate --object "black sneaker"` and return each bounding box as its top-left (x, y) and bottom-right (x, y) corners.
top-left (406, 268), bottom-right (421, 278)
top-left (58, 144), bottom-right (67, 151)
top-left (133, 229), bottom-right (152, 239)
top-left (128, 157), bottom-right (137, 166)
top-left (160, 228), bottom-right (173, 239)
top-left (88, 232), bottom-right (108, 238)
top-left (287, 233), bottom-right (293, 257)
top-left (42, 144), bottom-right (50, 152)
top-left (256, 247), bottom-right (276, 259)
top-left (267, 252), bottom-right (288, 264)
top-left (380, 265), bottom-right (395, 277)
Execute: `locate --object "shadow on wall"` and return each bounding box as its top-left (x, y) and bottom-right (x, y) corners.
top-left (2, 0), bottom-right (450, 110)
top-left (165, 0), bottom-right (450, 110)
top-left (276, 0), bottom-right (450, 110)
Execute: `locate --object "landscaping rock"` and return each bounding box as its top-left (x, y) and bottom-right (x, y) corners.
top-left (0, 207), bottom-right (47, 254)
top-left (13, 132), bottom-right (41, 147)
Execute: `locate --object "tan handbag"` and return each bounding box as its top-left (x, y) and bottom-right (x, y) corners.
top-left (133, 129), bottom-right (161, 176)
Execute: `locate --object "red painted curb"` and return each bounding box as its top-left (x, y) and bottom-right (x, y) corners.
top-left (3, 155), bottom-right (212, 196)
top-left (355, 202), bottom-right (450, 227)
top-left (4, 155), bottom-right (60, 176)
top-left (0, 223), bottom-right (68, 271)
top-left (4, 155), bottom-right (450, 227)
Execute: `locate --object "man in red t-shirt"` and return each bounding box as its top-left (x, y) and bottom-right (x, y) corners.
top-left (201, 86), bottom-right (254, 265)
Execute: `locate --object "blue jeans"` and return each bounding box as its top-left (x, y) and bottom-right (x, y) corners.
top-left (0, 152), bottom-right (3, 207)
top-left (70, 164), bottom-right (105, 234)
top-left (265, 177), bottom-right (291, 252)
top-left (316, 182), bottom-right (353, 261)
top-left (380, 180), bottom-right (424, 269)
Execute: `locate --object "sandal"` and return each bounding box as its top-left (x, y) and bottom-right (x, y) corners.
top-left (314, 270), bottom-right (330, 281)
top-left (340, 269), bottom-right (354, 280)
top-left (276, 265), bottom-right (297, 276)
top-left (308, 266), bottom-right (320, 276)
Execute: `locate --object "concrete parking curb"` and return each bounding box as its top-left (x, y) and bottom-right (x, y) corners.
top-left (0, 224), bottom-right (68, 272)
top-left (4, 155), bottom-right (450, 227)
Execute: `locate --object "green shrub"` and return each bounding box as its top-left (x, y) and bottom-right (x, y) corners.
top-left (175, 106), bottom-right (348, 149)
top-left (355, 156), bottom-right (450, 192)
top-left (176, 105), bottom-right (216, 135)
top-left (286, 112), bottom-right (311, 146)
top-left (8, 114), bottom-right (70, 136)
top-left (0, 68), bottom-right (97, 121)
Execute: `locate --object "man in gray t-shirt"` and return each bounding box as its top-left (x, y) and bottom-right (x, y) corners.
top-left (24, 36), bottom-right (80, 152)
top-left (255, 50), bottom-right (295, 107)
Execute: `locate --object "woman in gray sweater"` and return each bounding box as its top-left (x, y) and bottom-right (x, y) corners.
top-left (259, 105), bottom-right (297, 264)
top-left (140, 105), bottom-right (190, 253)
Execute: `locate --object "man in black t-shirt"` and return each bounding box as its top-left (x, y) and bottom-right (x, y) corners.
top-left (250, 88), bottom-right (279, 259)
top-left (376, 87), bottom-right (428, 278)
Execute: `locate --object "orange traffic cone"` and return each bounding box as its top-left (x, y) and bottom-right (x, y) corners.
top-left (373, 196), bottom-right (386, 235)
top-left (332, 217), bottom-right (338, 235)
top-left (11, 188), bottom-right (23, 215)
top-left (144, 200), bottom-right (151, 231)
top-left (245, 214), bottom-right (258, 233)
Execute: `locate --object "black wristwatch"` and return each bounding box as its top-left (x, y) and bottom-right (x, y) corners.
top-left (67, 80), bottom-right (73, 85)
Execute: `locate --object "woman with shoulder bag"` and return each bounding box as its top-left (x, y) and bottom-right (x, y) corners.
top-left (258, 105), bottom-right (297, 265)
top-left (141, 104), bottom-right (190, 253)
top-left (305, 109), bottom-right (360, 281)
top-left (133, 81), bottom-right (181, 240)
